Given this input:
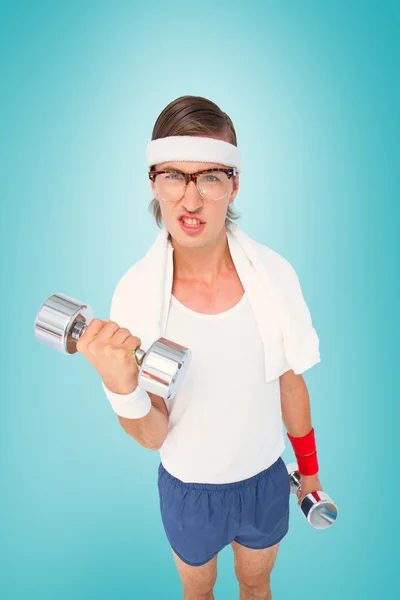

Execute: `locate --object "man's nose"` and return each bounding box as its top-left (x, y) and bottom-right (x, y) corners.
top-left (181, 180), bottom-right (203, 211)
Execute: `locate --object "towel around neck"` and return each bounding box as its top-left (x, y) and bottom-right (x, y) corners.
top-left (109, 222), bottom-right (321, 382)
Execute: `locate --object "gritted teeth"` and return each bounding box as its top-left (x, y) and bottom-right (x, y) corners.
top-left (181, 217), bottom-right (204, 225)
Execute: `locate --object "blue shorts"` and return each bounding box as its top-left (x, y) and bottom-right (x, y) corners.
top-left (157, 456), bottom-right (290, 567)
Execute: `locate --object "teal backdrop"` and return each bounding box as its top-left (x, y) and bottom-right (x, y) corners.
top-left (1, 1), bottom-right (398, 598)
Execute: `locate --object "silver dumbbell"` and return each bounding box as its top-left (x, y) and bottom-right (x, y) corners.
top-left (287, 462), bottom-right (338, 529)
top-left (34, 292), bottom-right (192, 401)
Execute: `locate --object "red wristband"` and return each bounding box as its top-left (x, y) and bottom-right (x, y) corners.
top-left (296, 451), bottom-right (319, 476)
top-left (287, 427), bottom-right (316, 456)
top-left (287, 427), bottom-right (319, 475)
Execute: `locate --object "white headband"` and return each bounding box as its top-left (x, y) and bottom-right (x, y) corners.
top-left (146, 135), bottom-right (242, 173)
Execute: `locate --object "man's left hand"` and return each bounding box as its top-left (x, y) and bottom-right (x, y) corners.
top-left (297, 473), bottom-right (322, 505)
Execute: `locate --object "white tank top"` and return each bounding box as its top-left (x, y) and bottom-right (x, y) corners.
top-left (160, 292), bottom-right (286, 483)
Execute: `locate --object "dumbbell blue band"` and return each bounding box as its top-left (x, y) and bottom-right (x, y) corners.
top-left (102, 381), bottom-right (152, 419)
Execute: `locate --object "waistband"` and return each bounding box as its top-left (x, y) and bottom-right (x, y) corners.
top-left (158, 457), bottom-right (284, 491)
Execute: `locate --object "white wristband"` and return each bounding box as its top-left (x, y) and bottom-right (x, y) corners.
top-left (102, 381), bottom-right (152, 419)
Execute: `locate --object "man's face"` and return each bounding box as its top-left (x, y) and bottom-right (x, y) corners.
top-left (149, 160), bottom-right (240, 249)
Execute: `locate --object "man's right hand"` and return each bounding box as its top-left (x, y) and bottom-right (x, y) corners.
top-left (76, 319), bottom-right (141, 394)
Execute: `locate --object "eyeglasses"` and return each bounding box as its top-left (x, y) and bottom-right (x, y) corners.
top-left (149, 167), bottom-right (237, 202)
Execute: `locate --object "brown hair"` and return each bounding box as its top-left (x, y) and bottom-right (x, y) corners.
top-left (148, 95), bottom-right (241, 228)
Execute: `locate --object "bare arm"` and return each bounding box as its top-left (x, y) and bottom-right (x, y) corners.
top-left (117, 392), bottom-right (169, 450)
top-left (280, 369), bottom-right (312, 437)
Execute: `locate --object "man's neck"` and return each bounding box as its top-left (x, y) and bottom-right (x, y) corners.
top-left (170, 226), bottom-right (234, 287)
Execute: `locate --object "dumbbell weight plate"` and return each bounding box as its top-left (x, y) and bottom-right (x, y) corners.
top-left (139, 338), bottom-right (192, 401)
top-left (34, 293), bottom-right (94, 355)
top-left (287, 462), bottom-right (338, 529)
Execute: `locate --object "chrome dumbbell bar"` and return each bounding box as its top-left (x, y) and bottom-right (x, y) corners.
top-left (34, 293), bottom-right (192, 401)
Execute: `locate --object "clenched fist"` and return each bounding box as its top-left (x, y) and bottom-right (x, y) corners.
top-left (76, 319), bottom-right (141, 395)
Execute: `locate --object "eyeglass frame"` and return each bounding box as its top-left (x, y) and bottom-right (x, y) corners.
top-left (148, 166), bottom-right (237, 201)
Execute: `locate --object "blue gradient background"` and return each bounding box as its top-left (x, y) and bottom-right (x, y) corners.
top-left (1, 1), bottom-right (398, 598)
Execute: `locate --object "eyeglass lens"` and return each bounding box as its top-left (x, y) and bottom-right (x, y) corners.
top-left (154, 171), bottom-right (230, 201)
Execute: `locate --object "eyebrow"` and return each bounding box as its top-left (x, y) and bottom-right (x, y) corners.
top-left (160, 165), bottom-right (182, 171)
top-left (158, 165), bottom-right (223, 172)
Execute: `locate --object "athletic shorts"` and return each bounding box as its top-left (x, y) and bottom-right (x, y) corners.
top-left (157, 456), bottom-right (290, 567)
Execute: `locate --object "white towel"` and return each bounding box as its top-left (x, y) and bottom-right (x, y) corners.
top-left (108, 222), bottom-right (321, 383)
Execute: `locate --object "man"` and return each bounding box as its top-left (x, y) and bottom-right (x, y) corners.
top-left (77, 96), bottom-right (323, 600)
